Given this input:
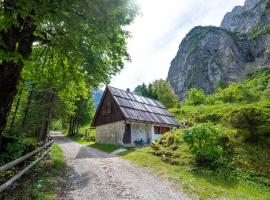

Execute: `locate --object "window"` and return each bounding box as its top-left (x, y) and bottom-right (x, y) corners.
top-left (105, 102), bottom-right (112, 114)
top-left (154, 126), bottom-right (160, 134)
top-left (154, 126), bottom-right (170, 134)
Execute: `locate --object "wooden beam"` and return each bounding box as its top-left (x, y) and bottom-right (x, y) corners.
top-left (0, 147), bottom-right (52, 193)
top-left (0, 140), bottom-right (53, 172)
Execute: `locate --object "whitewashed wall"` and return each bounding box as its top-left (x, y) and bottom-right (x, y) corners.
top-left (130, 122), bottom-right (152, 145)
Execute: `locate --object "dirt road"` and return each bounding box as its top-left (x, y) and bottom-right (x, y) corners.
top-left (53, 134), bottom-right (189, 200)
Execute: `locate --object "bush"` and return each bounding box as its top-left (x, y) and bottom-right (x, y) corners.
top-left (0, 137), bottom-right (35, 165)
top-left (193, 112), bottom-right (223, 123)
top-left (226, 107), bottom-right (270, 142)
top-left (183, 123), bottom-right (223, 166)
top-left (185, 88), bottom-right (206, 106)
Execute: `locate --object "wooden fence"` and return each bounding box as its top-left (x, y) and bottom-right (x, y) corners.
top-left (0, 139), bottom-right (53, 193)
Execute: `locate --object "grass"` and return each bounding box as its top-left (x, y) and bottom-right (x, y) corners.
top-left (0, 144), bottom-right (65, 200)
top-left (89, 143), bottom-right (120, 153)
top-left (67, 133), bottom-right (120, 153)
top-left (120, 146), bottom-right (270, 200)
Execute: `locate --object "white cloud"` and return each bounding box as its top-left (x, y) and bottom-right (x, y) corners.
top-left (110, 0), bottom-right (245, 90)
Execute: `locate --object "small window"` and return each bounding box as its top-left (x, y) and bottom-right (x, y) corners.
top-left (105, 102), bottom-right (111, 114)
top-left (154, 126), bottom-right (170, 134)
top-left (154, 126), bottom-right (160, 134)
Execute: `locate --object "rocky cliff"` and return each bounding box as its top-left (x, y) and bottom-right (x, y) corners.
top-left (167, 0), bottom-right (270, 100)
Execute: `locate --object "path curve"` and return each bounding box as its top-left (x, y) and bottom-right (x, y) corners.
top-left (52, 134), bottom-right (189, 200)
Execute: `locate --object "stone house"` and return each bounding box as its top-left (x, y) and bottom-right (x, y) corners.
top-left (91, 86), bottom-right (179, 147)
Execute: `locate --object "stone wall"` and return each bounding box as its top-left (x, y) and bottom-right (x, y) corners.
top-left (96, 120), bottom-right (125, 145)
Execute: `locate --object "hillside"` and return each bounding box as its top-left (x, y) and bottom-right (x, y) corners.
top-left (144, 68), bottom-right (270, 198)
top-left (167, 0), bottom-right (270, 100)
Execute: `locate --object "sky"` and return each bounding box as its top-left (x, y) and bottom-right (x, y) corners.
top-left (110, 0), bottom-right (245, 90)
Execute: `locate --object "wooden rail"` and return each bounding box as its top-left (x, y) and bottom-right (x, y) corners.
top-left (0, 140), bottom-right (53, 173)
top-left (0, 140), bottom-right (53, 193)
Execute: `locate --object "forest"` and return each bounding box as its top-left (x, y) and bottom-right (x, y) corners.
top-left (0, 0), bottom-right (137, 198)
top-left (0, 0), bottom-right (136, 155)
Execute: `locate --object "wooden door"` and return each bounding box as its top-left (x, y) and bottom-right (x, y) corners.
top-left (123, 123), bottom-right (131, 144)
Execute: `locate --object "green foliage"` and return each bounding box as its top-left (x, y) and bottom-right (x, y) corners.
top-left (1, 0), bottom-right (138, 142)
top-left (227, 106), bottom-right (270, 141)
top-left (122, 146), bottom-right (270, 200)
top-left (183, 123), bottom-right (223, 166)
top-left (215, 80), bottom-right (227, 90)
top-left (0, 144), bottom-right (65, 200)
top-left (151, 130), bottom-right (194, 166)
top-left (146, 69), bottom-right (270, 197)
top-left (216, 83), bottom-right (243, 103)
top-left (185, 88), bottom-right (206, 106)
top-left (151, 79), bottom-right (179, 108)
top-left (134, 79), bottom-right (179, 108)
top-left (50, 119), bottom-right (63, 131)
top-left (0, 137), bottom-right (36, 165)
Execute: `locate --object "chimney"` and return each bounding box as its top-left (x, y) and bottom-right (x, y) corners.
top-left (126, 88), bottom-right (130, 93)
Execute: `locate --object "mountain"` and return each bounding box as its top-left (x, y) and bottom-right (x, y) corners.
top-left (167, 0), bottom-right (270, 100)
top-left (92, 90), bottom-right (103, 109)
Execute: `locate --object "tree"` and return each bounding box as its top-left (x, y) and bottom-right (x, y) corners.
top-left (134, 80), bottom-right (179, 108)
top-left (0, 0), bottom-right (137, 146)
top-left (217, 83), bottom-right (243, 103)
top-left (134, 83), bottom-right (149, 97)
top-left (151, 80), bottom-right (179, 108)
top-left (185, 88), bottom-right (206, 106)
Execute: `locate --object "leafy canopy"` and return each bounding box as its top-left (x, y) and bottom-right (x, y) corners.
top-left (185, 88), bottom-right (206, 106)
top-left (134, 79), bottom-right (179, 108)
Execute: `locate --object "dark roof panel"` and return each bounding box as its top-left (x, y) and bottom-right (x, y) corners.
top-left (108, 86), bottom-right (179, 126)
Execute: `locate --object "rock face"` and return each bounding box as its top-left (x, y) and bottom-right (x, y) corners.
top-left (167, 0), bottom-right (270, 100)
top-left (221, 0), bottom-right (266, 33)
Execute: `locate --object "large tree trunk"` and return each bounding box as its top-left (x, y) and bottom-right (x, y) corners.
top-left (0, 2), bottom-right (36, 148)
top-left (0, 61), bottom-right (23, 148)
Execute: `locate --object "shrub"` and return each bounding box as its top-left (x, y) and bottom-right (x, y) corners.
top-left (185, 88), bottom-right (206, 106)
top-left (166, 135), bottom-right (174, 146)
top-left (0, 137), bottom-right (34, 165)
top-left (193, 112), bottom-right (223, 123)
top-left (226, 107), bottom-right (269, 142)
top-left (183, 123), bottom-right (223, 166)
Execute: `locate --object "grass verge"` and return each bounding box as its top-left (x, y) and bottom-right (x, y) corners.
top-left (67, 134), bottom-right (120, 153)
top-left (0, 144), bottom-right (65, 200)
top-left (120, 146), bottom-right (270, 200)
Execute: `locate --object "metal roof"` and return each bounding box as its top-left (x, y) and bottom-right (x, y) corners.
top-left (108, 86), bottom-right (179, 126)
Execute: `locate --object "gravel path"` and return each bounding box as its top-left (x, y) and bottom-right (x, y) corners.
top-left (53, 134), bottom-right (190, 200)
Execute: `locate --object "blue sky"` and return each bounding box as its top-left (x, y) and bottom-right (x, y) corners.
top-left (110, 0), bottom-right (245, 90)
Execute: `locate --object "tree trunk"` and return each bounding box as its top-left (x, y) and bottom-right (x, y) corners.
top-left (38, 93), bottom-right (54, 142)
top-left (68, 118), bottom-right (72, 135)
top-left (71, 118), bottom-right (76, 135)
top-left (0, 4), bottom-right (36, 148)
top-left (21, 90), bottom-right (33, 128)
top-left (9, 88), bottom-right (23, 135)
top-left (0, 61), bottom-right (23, 149)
